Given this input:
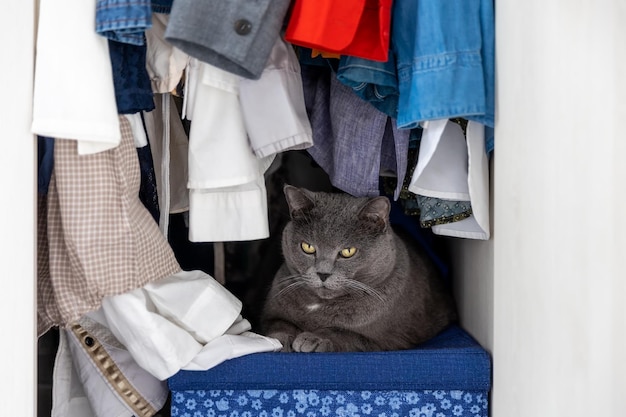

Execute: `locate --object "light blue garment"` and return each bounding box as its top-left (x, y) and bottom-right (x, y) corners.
top-left (333, 0), bottom-right (495, 152)
top-left (336, 51), bottom-right (399, 118)
top-left (393, 0), bottom-right (495, 132)
top-left (96, 0), bottom-right (152, 45)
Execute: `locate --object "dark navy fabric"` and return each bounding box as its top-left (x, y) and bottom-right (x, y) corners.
top-left (168, 325), bottom-right (491, 391)
top-left (388, 194), bottom-right (451, 281)
top-left (136, 142), bottom-right (160, 223)
top-left (38, 136), bottom-right (55, 195)
top-left (108, 40), bottom-right (155, 114)
top-left (151, 0), bottom-right (173, 14)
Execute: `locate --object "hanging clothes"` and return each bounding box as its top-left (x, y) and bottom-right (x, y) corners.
top-left (382, 136), bottom-right (474, 228)
top-left (301, 62), bottom-right (409, 200)
top-left (183, 36), bottom-right (313, 242)
top-left (391, 0), bottom-right (494, 238)
top-left (37, 116), bottom-right (181, 336)
top-left (409, 119), bottom-right (490, 239)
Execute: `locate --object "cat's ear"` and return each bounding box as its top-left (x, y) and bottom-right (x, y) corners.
top-left (284, 185), bottom-right (315, 219)
top-left (358, 196), bottom-right (391, 232)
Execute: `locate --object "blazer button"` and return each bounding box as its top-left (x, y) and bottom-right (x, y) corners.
top-left (234, 19), bottom-right (252, 35)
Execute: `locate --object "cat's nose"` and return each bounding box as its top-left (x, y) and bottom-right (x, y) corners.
top-left (318, 273), bottom-right (331, 282)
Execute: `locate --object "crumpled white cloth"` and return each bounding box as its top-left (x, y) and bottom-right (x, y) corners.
top-left (99, 269), bottom-right (281, 380)
top-left (32, 0), bottom-right (120, 155)
top-left (183, 329), bottom-right (283, 372)
top-left (408, 119), bottom-right (490, 240)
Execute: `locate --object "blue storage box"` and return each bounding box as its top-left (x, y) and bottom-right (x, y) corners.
top-left (168, 325), bottom-right (491, 417)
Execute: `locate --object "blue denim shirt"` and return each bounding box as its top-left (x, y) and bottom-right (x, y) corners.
top-left (96, 0), bottom-right (152, 45)
top-left (335, 0), bottom-right (495, 152)
top-left (393, 0), bottom-right (495, 130)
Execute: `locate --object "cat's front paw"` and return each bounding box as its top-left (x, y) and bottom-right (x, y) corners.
top-left (292, 332), bottom-right (334, 352)
top-left (267, 331), bottom-right (295, 352)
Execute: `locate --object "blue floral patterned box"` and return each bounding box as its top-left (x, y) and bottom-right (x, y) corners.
top-left (168, 325), bottom-right (491, 417)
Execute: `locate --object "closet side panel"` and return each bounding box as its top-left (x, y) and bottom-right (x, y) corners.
top-left (493, 1), bottom-right (626, 417)
top-left (450, 158), bottom-right (494, 350)
top-left (0, 1), bottom-right (37, 416)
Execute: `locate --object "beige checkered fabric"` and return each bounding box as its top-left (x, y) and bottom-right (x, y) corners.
top-left (38, 116), bottom-right (181, 336)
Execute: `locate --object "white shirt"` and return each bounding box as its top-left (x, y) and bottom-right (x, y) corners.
top-left (183, 37), bottom-right (313, 242)
top-left (31, 0), bottom-right (120, 155)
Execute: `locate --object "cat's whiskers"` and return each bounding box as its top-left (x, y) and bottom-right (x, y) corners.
top-left (275, 273), bottom-right (302, 285)
top-left (342, 279), bottom-right (386, 304)
top-left (273, 274), bottom-right (309, 299)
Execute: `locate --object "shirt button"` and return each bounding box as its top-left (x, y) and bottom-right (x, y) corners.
top-left (234, 19), bottom-right (252, 35)
top-left (84, 336), bottom-right (94, 347)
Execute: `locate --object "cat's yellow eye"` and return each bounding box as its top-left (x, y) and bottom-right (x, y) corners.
top-left (301, 242), bottom-right (316, 254)
top-left (339, 247), bottom-right (357, 258)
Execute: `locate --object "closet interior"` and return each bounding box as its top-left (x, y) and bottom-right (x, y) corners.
top-left (34, 0), bottom-right (495, 416)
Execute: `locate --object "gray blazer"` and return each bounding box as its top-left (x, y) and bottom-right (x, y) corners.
top-left (165, 0), bottom-right (291, 80)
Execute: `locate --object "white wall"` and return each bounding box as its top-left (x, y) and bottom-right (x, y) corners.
top-left (454, 1), bottom-right (626, 416)
top-left (0, 2), bottom-right (37, 416)
top-left (491, 0), bottom-right (626, 416)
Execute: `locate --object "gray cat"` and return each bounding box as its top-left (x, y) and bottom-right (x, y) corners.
top-left (260, 185), bottom-right (457, 352)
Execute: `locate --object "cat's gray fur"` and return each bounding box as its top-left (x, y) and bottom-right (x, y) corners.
top-left (260, 185), bottom-right (457, 352)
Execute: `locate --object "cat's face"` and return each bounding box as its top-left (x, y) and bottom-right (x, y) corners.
top-left (278, 186), bottom-right (396, 300)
